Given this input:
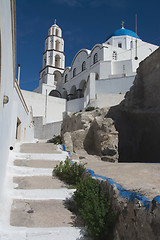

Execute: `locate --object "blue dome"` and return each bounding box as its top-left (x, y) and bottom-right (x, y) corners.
top-left (107, 28), bottom-right (140, 40)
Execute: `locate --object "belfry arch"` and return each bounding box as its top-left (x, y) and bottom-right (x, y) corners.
top-left (55, 40), bottom-right (60, 51)
top-left (55, 55), bottom-right (60, 68)
top-left (54, 71), bottom-right (61, 84)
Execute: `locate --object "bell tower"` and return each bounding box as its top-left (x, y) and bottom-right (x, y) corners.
top-left (38, 20), bottom-right (65, 95)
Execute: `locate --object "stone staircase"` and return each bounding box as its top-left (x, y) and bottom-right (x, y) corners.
top-left (0, 143), bottom-right (88, 240)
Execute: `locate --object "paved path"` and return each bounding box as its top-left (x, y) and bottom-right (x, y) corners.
top-left (73, 150), bottom-right (160, 200)
top-left (0, 143), bottom-right (89, 240)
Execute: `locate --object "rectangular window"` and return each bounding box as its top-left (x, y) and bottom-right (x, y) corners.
top-left (118, 43), bottom-right (122, 48)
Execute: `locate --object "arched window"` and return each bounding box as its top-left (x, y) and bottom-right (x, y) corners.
top-left (55, 55), bottom-right (60, 68)
top-left (55, 40), bottom-right (59, 50)
top-left (73, 68), bottom-right (76, 77)
top-left (55, 29), bottom-right (59, 36)
top-left (130, 41), bottom-right (133, 49)
top-left (82, 61), bottom-right (86, 71)
top-left (70, 85), bottom-right (77, 99)
top-left (49, 90), bottom-right (61, 98)
top-left (112, 51), bottom-right (117, 60)
top-left (54, 71), bottom-right (61, 84)
top-left (65, 74), bottom-right (68, 83)
top-left (93, 53), bottom-right (98, 64)
top-left (50, 38), bottom-right (53, 49)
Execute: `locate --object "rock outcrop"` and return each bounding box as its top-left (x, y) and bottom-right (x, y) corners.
top-left (61, 108), bottom-right (119, 162)
top-left (99, 178), bottom-right (160, 240)
top-left (107, 47), bottom-right (160, 163)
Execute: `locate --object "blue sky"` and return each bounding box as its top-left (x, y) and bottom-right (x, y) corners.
top-left (16, 0), bottom-right (160, 91)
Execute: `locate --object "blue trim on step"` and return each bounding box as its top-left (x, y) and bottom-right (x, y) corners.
top-left (62, 145), bottom-right (160, 209)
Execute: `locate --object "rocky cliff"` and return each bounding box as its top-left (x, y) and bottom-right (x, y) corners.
top-left (107, 47), bottom-right (160, 163)
top-left (61, 108), bottom-right (119, 162)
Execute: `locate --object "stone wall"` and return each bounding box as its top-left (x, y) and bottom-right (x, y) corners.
top-left (98, 178), bottom-right (160, 240)
top-left (107, 47), bottom-right (160, 163)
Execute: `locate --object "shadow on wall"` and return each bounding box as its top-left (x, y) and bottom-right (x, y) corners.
top-left (107, 105), bottom-right (160, 163)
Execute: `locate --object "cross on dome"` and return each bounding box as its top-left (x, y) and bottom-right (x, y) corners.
top-left (121, 21), bottom-right (125, 29)
top-left (54, 19), bottom-right (57, 24)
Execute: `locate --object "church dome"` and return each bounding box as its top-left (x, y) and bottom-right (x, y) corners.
top-left (107, 28), bottom-right (140, 40)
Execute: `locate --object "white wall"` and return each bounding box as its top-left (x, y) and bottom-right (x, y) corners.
top-left (0, 0), bottom-right (35, 217)
top-left (96, 76), bottom-right (135, 94)
top-left (65, 93), bottom-right (125, 113)
top-left (13, 83), bottom-right (34, 142)
top-left (0, 0), bottom-right (16, 199)
top-left (96, 93), bottom-right (125, 108)
top-left (112, 60), bottom-right (133, 76)
top-left (34, 117), bottom-right (62, 139)
top-left (66, 98), bottom-right (84, 112)
top-left (22, 90), bottom-right (66, 123)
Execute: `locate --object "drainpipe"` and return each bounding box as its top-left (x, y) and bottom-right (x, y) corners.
top-left (17, 64), bottom-right (21, 85)
top-left (45, 89), bottom-right (48, 120)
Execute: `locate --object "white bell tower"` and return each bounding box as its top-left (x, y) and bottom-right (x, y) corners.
top-left (38, 20), bottom-right (65, 95)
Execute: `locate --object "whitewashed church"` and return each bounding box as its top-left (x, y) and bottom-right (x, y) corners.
top-left (34, 20), bottom-right (158, 111)
top-left (21, 20), bottom-right (159, 139)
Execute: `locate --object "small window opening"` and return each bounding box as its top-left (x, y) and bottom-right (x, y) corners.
top-left (118, 43), bottom-right (122, 48)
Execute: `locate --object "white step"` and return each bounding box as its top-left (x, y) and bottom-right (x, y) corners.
top-left (10, 166), bottom-right (53, 177)
top-left (11, 189), bottom-right (76, 200)
top-left (14, 152), bottom-right (68, 161)
top-left (0, 227), bottom-right (90, 240)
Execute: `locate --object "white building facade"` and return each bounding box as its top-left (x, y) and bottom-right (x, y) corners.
top-left (0, 0), bottom-right (35, 224)
top-left (35, 22), bottom-right (159, 112)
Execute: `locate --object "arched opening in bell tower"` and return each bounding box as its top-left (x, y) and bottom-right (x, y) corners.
top-left (55, 40), bottom-right (60, 51)
top-left (55, 29), bottom-right (59, 36)
top-left (54, 71), bottom-right (61, 84)
top-left (42, 72), bottom-right (46, 83)
top-left (55, 55), bottom-right (60, 68)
